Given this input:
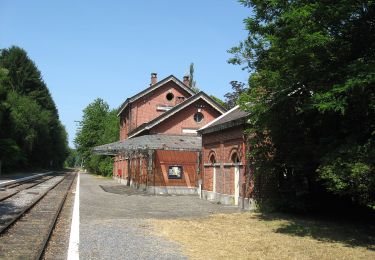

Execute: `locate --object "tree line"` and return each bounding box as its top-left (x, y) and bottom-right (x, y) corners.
top-left (0, 46), bottom-right (69, 173)
top-left (74, 98), bottom-right (119, 176)
top-left (230, 0), bottom-right (375, 211)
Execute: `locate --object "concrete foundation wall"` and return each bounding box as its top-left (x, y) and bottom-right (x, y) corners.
top-left (114, 177), bottom-right (197, 195)
top-left (114, 176), bottom-right (129, 186)
top-left (147, 186), bottom-right (198, 195)
top-left (201, 190), bottom-right (258, 211)
top-left (202, 190), bottom-right (235, 205)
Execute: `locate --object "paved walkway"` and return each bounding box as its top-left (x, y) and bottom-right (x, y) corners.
top-left (79, 172), bottom-right (238, 259)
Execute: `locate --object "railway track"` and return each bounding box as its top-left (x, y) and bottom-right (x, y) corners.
top-left (0, 170), bottom-right (77, 259)
top-left (0, 174), bottom-right (55, 202)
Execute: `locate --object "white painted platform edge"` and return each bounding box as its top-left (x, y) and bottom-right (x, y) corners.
top-left (0, 171), bottom-right (53, 187)
top-left (67, 171), bottom-right (80, 260)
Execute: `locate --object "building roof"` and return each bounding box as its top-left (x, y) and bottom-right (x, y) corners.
top-left (198, 105), bottom-right (249, 134)
top-left (127, 91), bottom-right (227, 138)
top-left (117, 75), bottom-right (195, 116)
top-left (93, 134), bottom-right (202, 155)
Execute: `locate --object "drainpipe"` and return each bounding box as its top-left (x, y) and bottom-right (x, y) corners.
top-left (153, 152), bottom-right (156, 195)
top-left (197, 151), bottom-right (202, 198)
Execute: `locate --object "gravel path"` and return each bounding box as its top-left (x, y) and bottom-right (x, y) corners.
top-left (80, 172), bottom-right (238, 259)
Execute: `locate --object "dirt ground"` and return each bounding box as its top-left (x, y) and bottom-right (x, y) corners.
top-left (150, 212), bottom-right (375, 260)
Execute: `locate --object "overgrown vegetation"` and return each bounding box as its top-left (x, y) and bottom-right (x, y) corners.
top-left (64, 148), bottom-right (80, 168)
top-left (230, 1), bottom-right (375, 211)
top-left (0, 46), bottom-right (69, 173)
top-left (74, 98), bottom-right (118, 176)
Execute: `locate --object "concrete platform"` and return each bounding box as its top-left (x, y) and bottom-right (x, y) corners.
top-left (79, 172), bottom-right (238, 259)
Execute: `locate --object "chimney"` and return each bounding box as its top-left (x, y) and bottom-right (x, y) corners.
top-left (151, 73), bottom-right (157, 85)
top-left (183, 75), bottom-right (190, 87)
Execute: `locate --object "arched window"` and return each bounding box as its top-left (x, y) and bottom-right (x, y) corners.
top-left (231, 152), bottom-right (240, 164)
top-left (209, 153), bottom-right (216, 164)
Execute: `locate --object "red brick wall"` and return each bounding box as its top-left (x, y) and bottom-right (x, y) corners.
top-left (119, 108), bottom-right (130, 140)
top-left (203, 166), bottom-right (214, 191)
top-left (114, 155), bottom-right (128, 179)
top-left (151, 99), bottom-right (222, 135)
top-left (202, 126), bottom-right (247, 196)
top-left (118, 81), bottom-right (192, 140)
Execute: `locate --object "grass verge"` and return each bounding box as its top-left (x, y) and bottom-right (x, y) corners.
top-left (150, 212), bottom-right (375, 260)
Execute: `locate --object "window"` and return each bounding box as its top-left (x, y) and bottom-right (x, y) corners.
top-left (209, 154), bottom-right (216, 164)
top-left (231, 152), bottom-right (240, 163)
top-left (166, 92), bottom-right (174, 101)
top-left (156, 105), bottom-right (173, 111)
top-left (182, 128), bottom-right (197, 134)
top-left (168, 166), bottom-right (183, 179)
top-left (193, 112), bottom-right (204, 123)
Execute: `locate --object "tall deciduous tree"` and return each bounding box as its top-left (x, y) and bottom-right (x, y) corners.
top-left (224, 81), bottom-right (247, 109)
top-left (230, 1), bottom-right (375, 210)
top-left (74, 98), bottom-right (119, 176)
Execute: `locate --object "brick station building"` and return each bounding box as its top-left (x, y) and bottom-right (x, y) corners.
top-left (198, 105), bottom-right (255, 209)
top-left (93, 73), bottom-right (259, 209)
top-left (94, 73), bottom-right (227, 195)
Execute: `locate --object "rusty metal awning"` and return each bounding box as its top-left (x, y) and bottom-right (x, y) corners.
top-left (92, 134), bottom-right (202, 155)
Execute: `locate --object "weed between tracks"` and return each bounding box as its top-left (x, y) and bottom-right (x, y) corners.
top-left (150, 213), bottom-right (375, 260)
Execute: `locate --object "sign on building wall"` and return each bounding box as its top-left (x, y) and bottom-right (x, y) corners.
top-left (168, 166), bottom-right (183, 179)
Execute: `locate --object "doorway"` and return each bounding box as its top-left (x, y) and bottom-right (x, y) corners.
top-left (209, 154), bottom-right (216, 193)
top-left (231, 152), bottom-right (240, 205)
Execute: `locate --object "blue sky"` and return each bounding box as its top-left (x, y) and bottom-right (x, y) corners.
top-left (0, 1), bottom-right (250, 147)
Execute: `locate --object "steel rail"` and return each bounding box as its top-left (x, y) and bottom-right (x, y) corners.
top-left (0, 171), bottom-right (77, 259)
top-left (0, 175), bottom-right (55, 202)
top-left (38, 172), bottom-right (76, 259)
top-left (0, 174), bottom-right (66, 234)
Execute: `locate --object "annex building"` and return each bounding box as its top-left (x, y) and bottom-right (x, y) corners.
top-left (94, 73), bottom-right (255, 209)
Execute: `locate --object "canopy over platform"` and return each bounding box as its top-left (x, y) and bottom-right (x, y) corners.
top-left (92, 134), bottom-right (202, 155)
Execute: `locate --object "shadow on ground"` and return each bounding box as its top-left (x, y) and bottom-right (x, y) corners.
top-left (257, 212), bottom-right (375, 250)
top-left (99, 185), bottom-right (153, 196)
top-left (99, 184), bottom-right (191, 197)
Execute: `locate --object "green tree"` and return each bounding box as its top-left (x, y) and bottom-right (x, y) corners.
top-left (65, 148), bottom-right (80, 168)
top-left (230, 1), bottom-right (375, 210)
top-left (0, 69), bottom-right (22, 173)
top-left (189, 62), bottom-right (200, 93)
top-left (210, 95), bottom-right (227, 109)
top-left (186, 62), bottom-right (226, 108)
top-left (0, 46), bottom-right (68, 171)
top-left (74, 98), bottom-right (119, 176)
top-left (224, 81), bottom-right (247, 109)
top-left (0, 46), bottom-right (57, 114)
top-left (7, 92), bottom-right (51, 155)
